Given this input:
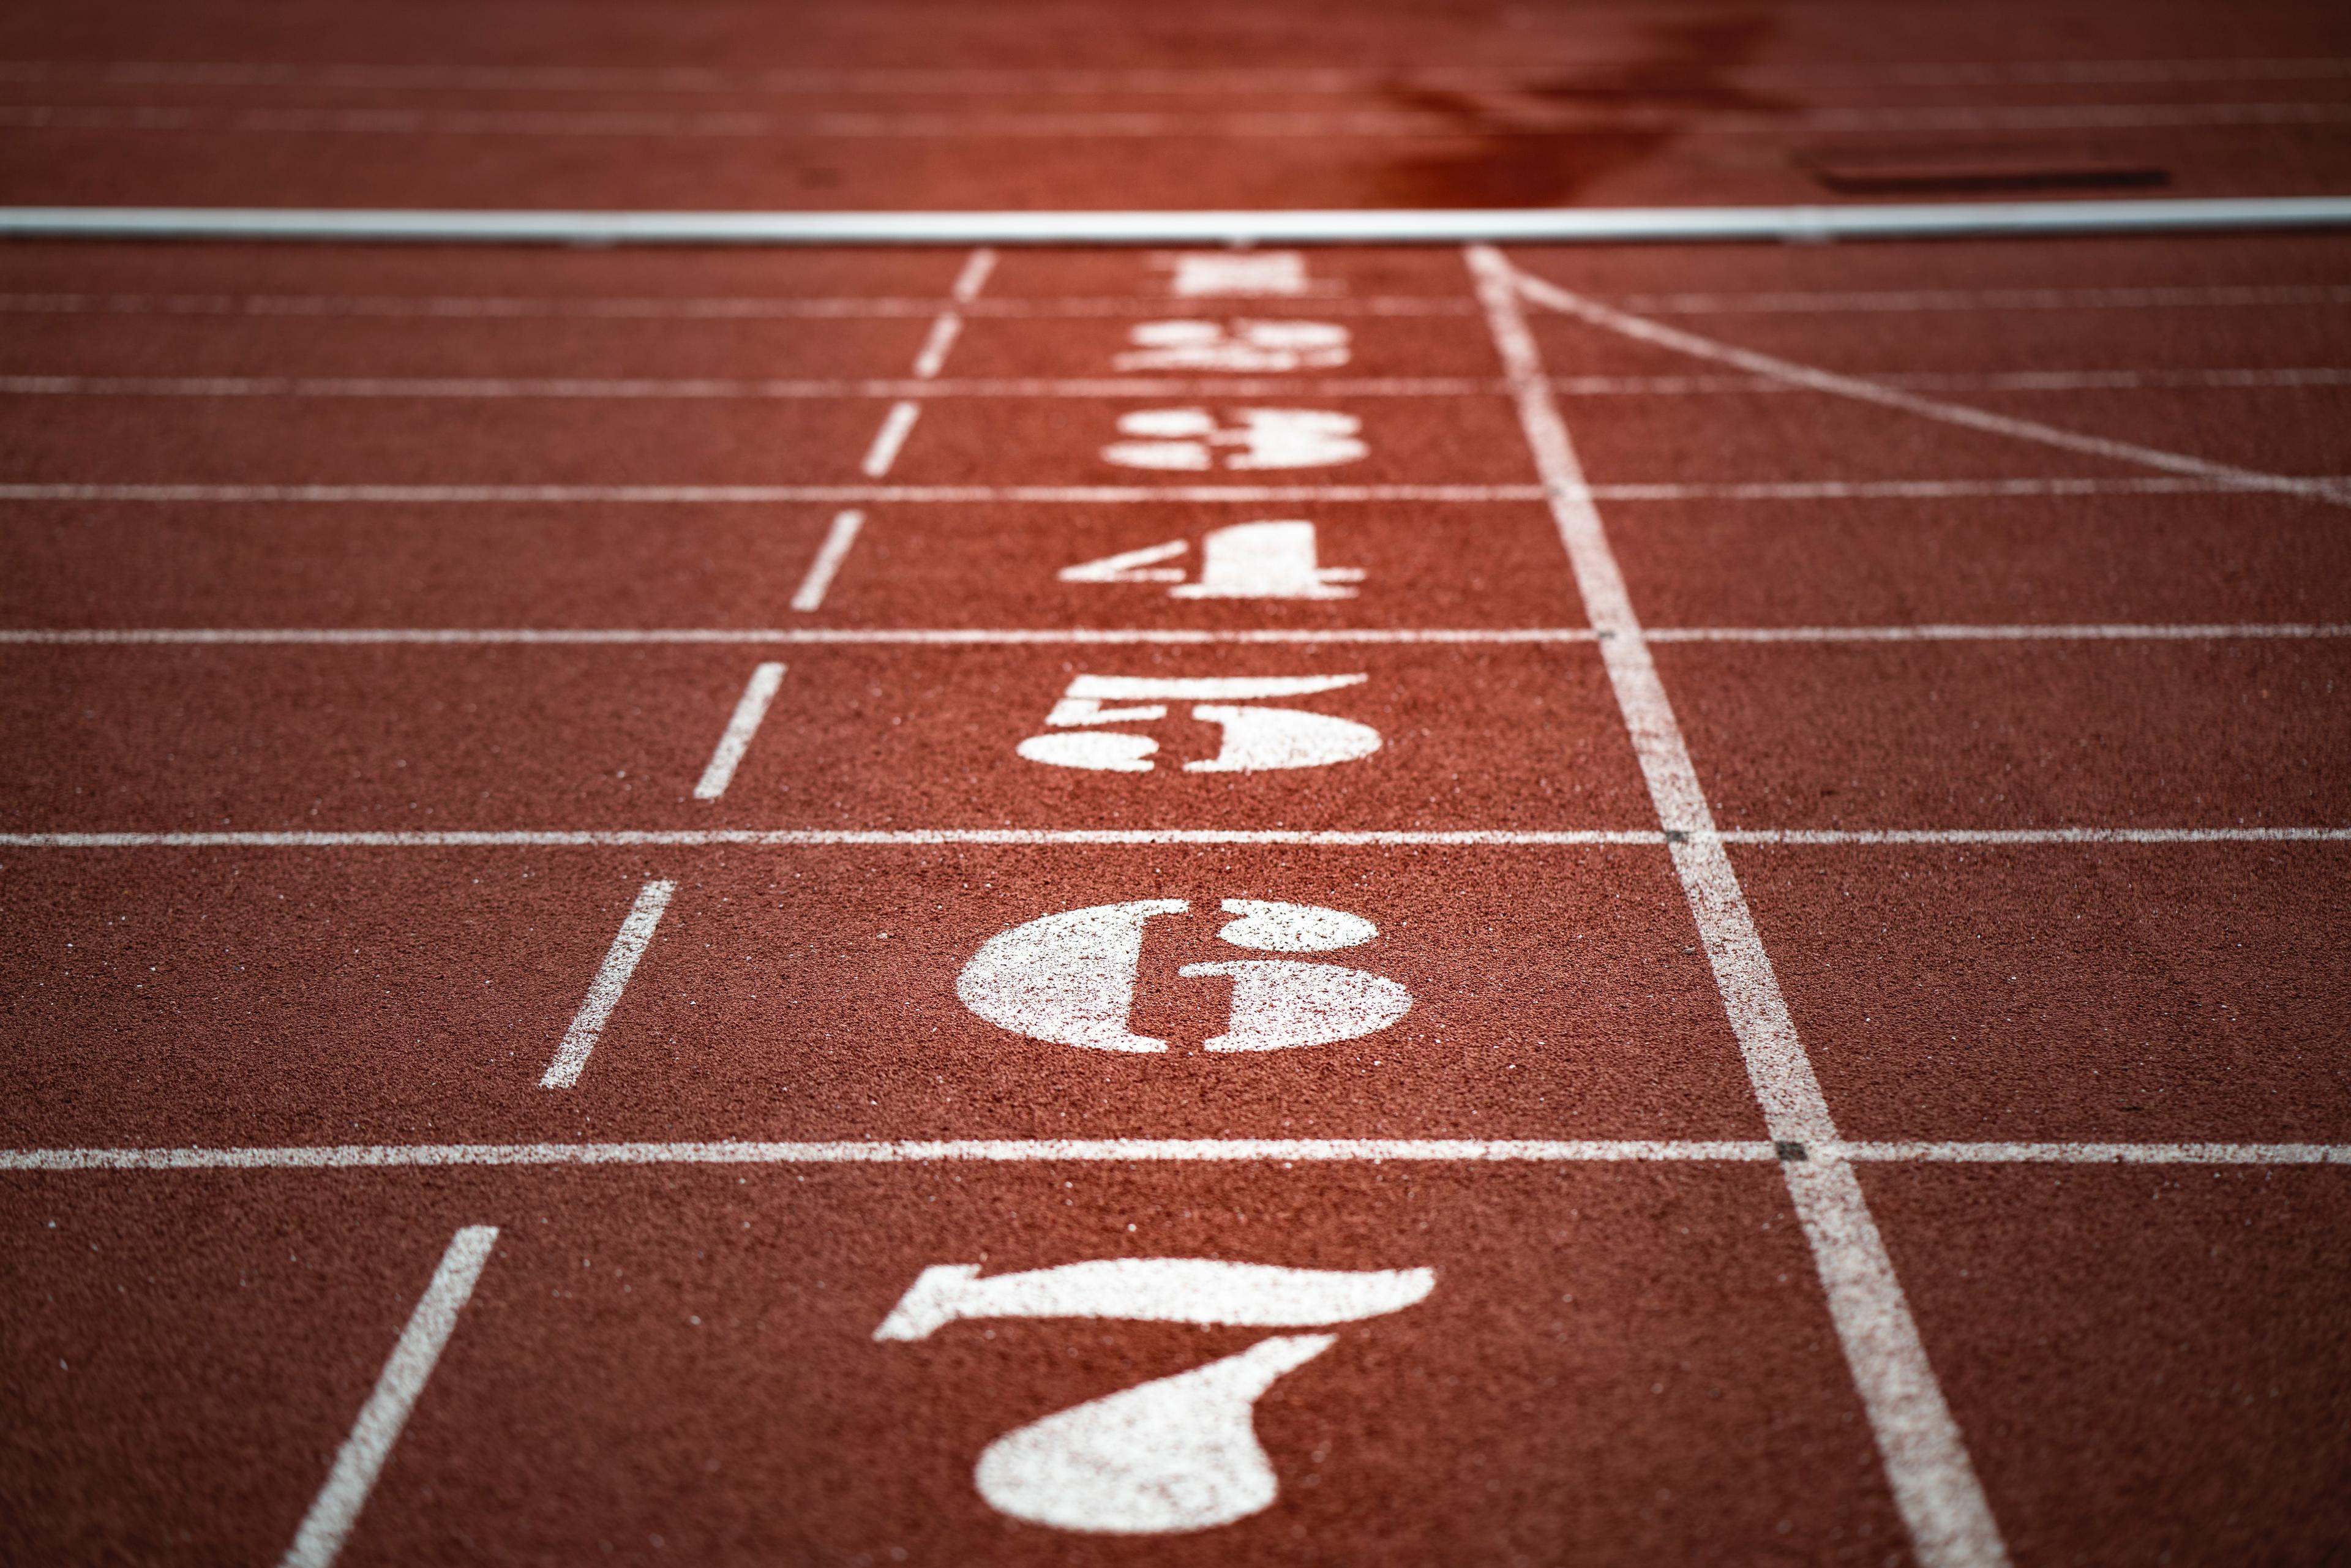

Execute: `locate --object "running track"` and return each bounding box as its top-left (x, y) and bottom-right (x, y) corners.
top-left (4, 4), bottom-right (2350, 1566)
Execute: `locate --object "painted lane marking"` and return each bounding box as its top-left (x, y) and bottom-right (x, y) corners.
top-left (0, 293), bottom-right (1473, 320)
top-left (538, 880), bottom-right (674, 1089)
top-left (9, 624), bottom-right (2350, 647)
top-left (7, 1140), bottom-right (2346, 1172)
top-left (876, 1259), bottom-right (1430, 1534)
top-left (1103, 408), bottom-right (1367, 471)
top-left (1116, 319), bottom-right (1350, 372)
top-left (789, 509), bottom-right (864, 611)
top-left (876, 1258), bottom-right (1433, 1338)
top-left (858, 401), bottom-right (921, 478)
top-left (11, 367), bottom-right (2351, 400)
top-left (855, 246), bottom-right (988, 477)
top-left (1060, 520), bottom-right (1363, 599)
top-left (1511, 266), bottom-right (2351, 509)
top-left (1166, 252), bottom-right (1318, 298)
top-left (957, 898), bottom-right (1407, 1053)
top-left (3, 827), bottom-right (2348, 849)
top-left (279, 1226), bottom-right (497, 1568)
top-left (1614, 284), bottom-right (2351, 316)
top-left (10, 476), bottom-right (2345, 503)
top-left (950, 247), bottom-right (999, 304)
top-left (692, 663), bottom-right (786, 800)
top-left (1472, 242), bottom-right (2009, 1568)
top-left (13, 285), bottom-right (2351, 322)
top-left (1018, 673), bottom-right (1379, 775)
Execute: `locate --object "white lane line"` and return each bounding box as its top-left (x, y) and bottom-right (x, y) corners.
top-left (15, 625), bottom-right (2345, 647)
top-left (7, 476), bottom-right (2342, 505)
top-left (1511, 266), bottom-right (2351, 509)
top-left (9, 1140), bottom-right (1777, 1170)
top-left (0, 373), bottom-right (1501, 399)
top-left (950, 247), bottom-right (998, 303)
top-left (10, 369), bottom-right (2343, 400)
top-left (789, 509), bottom-right (865, 611)
top-left (1, 827), bottom-right (2345, 850)
top-left (0, 627), bottom-right (1607, 646)
top-left (1646, 623), bottom-right (2351, 642)
top-left (691, 663), bottom-right (786, 800)
top-left (279, 1226), bottom-right (497, 1568)
top-left (0, 828), bottom-right (1674, 849)
top-left (0, 292), bottom-right (1474, 320)
top-left (1618, 284), bottom-right (2351, 316)
top-left (858, 401), bottom-right (921, 478)
top-left (7, 1139), bottom-right (2345, 1173)
top-left (1471, 242), bottom-right (2009, 1568)
top-left (908, 318), bottom-right (962, 380)
top-left (1725, 827), bottom-right (2351, 846)
top-left (538, 880), bottom-right (673, 1089)
top-left (9, 197), bottom-right (2351, 247)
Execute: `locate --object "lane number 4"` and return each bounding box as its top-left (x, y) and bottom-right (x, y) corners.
top-left (1060, 519), bottom-right (1363, 600)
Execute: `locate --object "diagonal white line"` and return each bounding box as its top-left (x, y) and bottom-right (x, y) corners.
top-left (1470, 242), bottom-right (2010, 1568)
top-left (1509, 263), bottom-right (2351, 508)
top-left (539, 880), bottom-right (674, 1088)
top-left (692, 662), bottom-right (786, 800)
top-left (789, 509), bottom-right (865, 611)
top-left (279, 1226), bottom-right (497, 1568)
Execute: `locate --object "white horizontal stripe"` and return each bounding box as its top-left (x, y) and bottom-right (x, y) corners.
top-left (4, 370), bottom-right (2345, 401)
top-left (0, 374), bottom-right (1502, 400)
top-left (1621, 284), bottom-right (2351, 316)
top-left (0, 828), bottom-right (1666, 848)
top-left (0, 482), bottom-right (1548, 504)
top-left (6, 625), bottom-right (2342, 648)
top-left (1643, 623), bottom-right (2351, 642)
top-left (0, 293), bottom-right (1469, 320)
top-left (4, 197), bottom-right (2350, 246)
top-left (1839, 1141), bottom-right (2351, 1164)
top-left (1724, 827), bottom-right (2351, 845)
top-left (0, 628), bottom-right (1602, 645)
top-left (4, 476), bottom-right (2342, 506)
top-left (0, 827), bottom-right (2342, 850)
top-left (2, 1138), bottom-right (2342, 1172)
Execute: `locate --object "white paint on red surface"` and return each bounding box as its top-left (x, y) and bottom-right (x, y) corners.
top-left (1116, 319), bottom-right (1349, 372)
top-left (956, 898), bottom-right (1408, 1052)
top-left (1060, 520), bottom-right (1362, 599)
top-left (876, 1258), bottom-right (1430, 1534)
top-left (1101, 408), bottom-right (1367, 471)
top-left (1018, 672), bottom-right (1378, 773)
top-left (1164, 252), bottom-right (1317, 298)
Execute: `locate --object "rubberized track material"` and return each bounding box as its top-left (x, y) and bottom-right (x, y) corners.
top-left (7, 5), bottom-right (2351, 1567)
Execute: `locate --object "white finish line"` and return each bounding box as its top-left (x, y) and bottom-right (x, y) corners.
top-left (4, 1139), bottom-right (2345, 1172)
top-left (4, 197), bottom-right (2351, 245)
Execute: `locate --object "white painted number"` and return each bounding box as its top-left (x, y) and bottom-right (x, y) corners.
top-left (1059, 520), bottom-right (1362, 600)
top-left (875, 1257), bottom-right (1433, 1534)
top-left (1103, 408), bottom-right (1366, 471)
top-left (1015, 673), bottom-right (1379, 774)
top-left (1165, 251), bottom-right (1314, 298)
top-left (1116, 320), bottom-right (1350, 373)
top-left (956, 897), bottom-right (1411, 1052)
